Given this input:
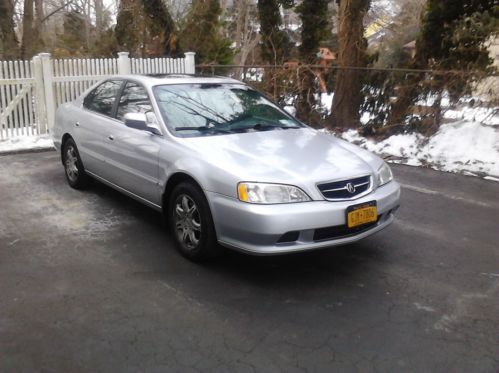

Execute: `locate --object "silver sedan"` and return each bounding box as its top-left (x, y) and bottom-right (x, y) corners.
top-left (53, 75), bottom-right (400, 261)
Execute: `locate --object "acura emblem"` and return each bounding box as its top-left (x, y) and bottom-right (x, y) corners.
top-left (346, 182), bottom-right (356, 193)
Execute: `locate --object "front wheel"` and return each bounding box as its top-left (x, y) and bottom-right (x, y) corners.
top-left (62, 138), bottom-right (91, 189)
top-left (168, 182), bottom-right (220, 261)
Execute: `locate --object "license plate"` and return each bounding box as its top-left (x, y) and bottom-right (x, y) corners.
top-left (346, 201), bottom-right (377, 228)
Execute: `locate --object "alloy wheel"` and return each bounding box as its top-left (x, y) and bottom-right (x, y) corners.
top-left (174, 194), bottom-right (202, 250)
top-left (65, 145), bottom-right (79, 182)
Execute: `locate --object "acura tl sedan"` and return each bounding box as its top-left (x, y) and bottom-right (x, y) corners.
top-left (53, 74), bottom-right (400, 261)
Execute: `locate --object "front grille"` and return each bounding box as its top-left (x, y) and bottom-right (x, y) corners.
top-left (313, 218), bottom-right (379, 242)
top-left (317, 175), bottom-right (371, 200)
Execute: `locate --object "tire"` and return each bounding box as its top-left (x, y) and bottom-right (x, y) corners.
top-left (62, 138), bottom-right (91, 189)
top-left (168, 181), bottom-right (220, 261)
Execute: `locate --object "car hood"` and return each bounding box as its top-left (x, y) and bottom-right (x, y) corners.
top-left (180, 128), bottom-right (382, 188)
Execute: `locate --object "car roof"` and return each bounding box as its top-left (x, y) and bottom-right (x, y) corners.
top-left (111, 74), bottom-right (242, 88)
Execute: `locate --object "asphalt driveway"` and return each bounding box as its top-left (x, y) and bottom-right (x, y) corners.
top-left (0, 151), bottom-right (498, 372)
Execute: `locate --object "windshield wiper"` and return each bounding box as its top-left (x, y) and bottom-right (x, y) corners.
top-left (250, 123), bottom-right (300, 131)
top-left (174, 126), bottom-right (233, 134)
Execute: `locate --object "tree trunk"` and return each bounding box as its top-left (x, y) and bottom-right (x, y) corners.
top-left (234, 0), bottom-right (245, 65)
top-left (326, 0), bottom-right (370, 129)
top-left (0, 0), bottom-right (19, 59)
top-left (34, 0), bottom-right (45, 49)
top-left (85, 0), bottom-right (91, 50)
top-left (233, 0), bottom-right (259, 77)
top-left (95, 0), bottom-right (104, 35)
top-left (21, 0), bottom-right (35, 59)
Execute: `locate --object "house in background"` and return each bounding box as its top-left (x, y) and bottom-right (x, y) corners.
top-left (365, 15), bottom-right (393, 47)
top-left (402, 37), bottom-right (499, 66)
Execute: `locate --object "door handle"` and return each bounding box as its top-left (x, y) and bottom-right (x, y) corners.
top-left (75, 122), bottom-right (80, 127)
top-left (108, 135), bottom-right (114, 141)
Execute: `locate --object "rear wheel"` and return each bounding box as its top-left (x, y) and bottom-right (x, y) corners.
top-left (62, 138), bottom-right (91, 189)
top-left (168, 182), bottom-right (220, 261)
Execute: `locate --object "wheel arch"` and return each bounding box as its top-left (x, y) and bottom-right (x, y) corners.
top-left (162, 172), bottom-right (206, 211)
top-left (60, 133), bottom-right (73, 164)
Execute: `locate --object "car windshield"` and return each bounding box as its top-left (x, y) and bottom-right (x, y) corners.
top-left (153, 83), bottom-right (303, 137)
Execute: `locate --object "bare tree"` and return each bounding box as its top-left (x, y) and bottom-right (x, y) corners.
top-left (232, 0), bottom-right (260, 68)
top-left (327, 0), bottom-right (371, 129)
top-left (33, 0), bottom-right (46, 47)
top-left (164, 0), bottom-right (190, 24)
top-left (21, 0), bottom-right (34, 58)
top-left (94, 0), bottom-right (104, 34)
top-left (0, 0), bottom-right (19, 59)
top-left (41, 0), bottom-right (75, 23)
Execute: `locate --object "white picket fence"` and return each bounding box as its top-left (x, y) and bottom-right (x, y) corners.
top-left (0, 51), bottom-right (196, 140)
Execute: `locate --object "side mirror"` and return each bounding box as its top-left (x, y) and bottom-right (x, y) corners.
top-left (123, 112), bottom-right (162, 135)
top-left (283, 105), bottom-right (296, 116)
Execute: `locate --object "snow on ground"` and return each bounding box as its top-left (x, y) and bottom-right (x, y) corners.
top-left (426, 121), bottom-right (499, 174)
top-left (329, 119), bottom-right (499, 178)
top-left (443, 105), bottom-right (498, 126)
top-left (0, 134), bottom-right (54, 154)
top-left (340, 129), bottom-right (425, 167)
top-left (318, 92), bottom-right (499, 178)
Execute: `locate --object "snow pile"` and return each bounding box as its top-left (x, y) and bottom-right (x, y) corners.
top-left (333, 120), bottom-right (499, 177)
top-left (443, 105), bottom-right (498, 125)
top-left (426, 120), bottom-right (499, 174)
top-left (318, 92), bottom-right (499, 178)
top-left (341, 129), bottom-right (425, 167)
top-left (0, 134), bottom-right (54, 154)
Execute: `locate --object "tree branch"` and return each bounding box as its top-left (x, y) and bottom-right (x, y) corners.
top-left (41, 0), bottom-right (74, 23)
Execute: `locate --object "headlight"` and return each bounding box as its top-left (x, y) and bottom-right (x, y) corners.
top-left (377, 162), bottom-right (393, 186)
top-left (237, 182), bottom-right (311, 204)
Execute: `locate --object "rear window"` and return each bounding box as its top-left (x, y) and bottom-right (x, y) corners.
top-left (83, 80), bottom-right (123, 117)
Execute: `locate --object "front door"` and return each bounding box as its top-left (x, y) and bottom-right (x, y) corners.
top-left (103, 81), bottom-right (162, 206)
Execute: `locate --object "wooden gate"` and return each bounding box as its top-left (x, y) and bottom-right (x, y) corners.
top-left (0, 58), bottom-right (46, 140)
top-left (0, 52), bottom-right (196, 141)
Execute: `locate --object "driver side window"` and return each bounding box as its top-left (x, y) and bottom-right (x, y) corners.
top-left (116, 82), bottom-right (152, 122)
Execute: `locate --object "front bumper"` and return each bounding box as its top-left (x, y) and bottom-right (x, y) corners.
top-left (207, 181), bottom-right (400, 255)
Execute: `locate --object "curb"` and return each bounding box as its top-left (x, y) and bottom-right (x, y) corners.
top-left (0, 147), bottom-right (56, 156)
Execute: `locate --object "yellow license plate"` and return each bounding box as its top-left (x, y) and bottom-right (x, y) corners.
top-left (347, 203), bottom-right (377, 228)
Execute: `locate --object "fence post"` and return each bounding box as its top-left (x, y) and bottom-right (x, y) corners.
top-left (32, 55), bottom-right (47, 135)
top-left (39, 53), bottom-right (55, 133)
top-left (117, 52), bottom-right (131, 74)
top-left (184, 52), bottom-right (196, 74)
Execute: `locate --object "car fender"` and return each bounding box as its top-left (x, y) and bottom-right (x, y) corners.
top-left (160, 154), bottom-right (240, 202)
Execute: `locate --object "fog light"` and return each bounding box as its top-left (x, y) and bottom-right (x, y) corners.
top-left (277, 231), bottom-right (299, 243)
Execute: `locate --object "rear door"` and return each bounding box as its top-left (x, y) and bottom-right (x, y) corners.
top-left (104, 80), bottom-right (162, 205)
top-left (76, 80), bottom-right (124, 176)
